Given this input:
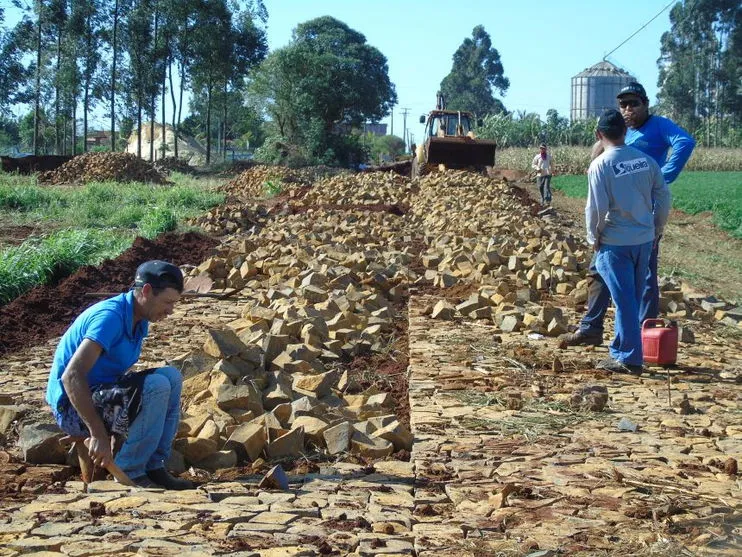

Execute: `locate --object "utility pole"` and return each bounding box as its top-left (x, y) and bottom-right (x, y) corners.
top-left (390, 108), bottom-right (394, 136)
top-left (400, 108), bottom-right (410, 152)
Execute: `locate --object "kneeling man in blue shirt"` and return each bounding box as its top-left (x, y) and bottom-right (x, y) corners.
top-left (586, 110), bottom-right (671, 375)
top-left (46, 260), bottom-right (193, 489)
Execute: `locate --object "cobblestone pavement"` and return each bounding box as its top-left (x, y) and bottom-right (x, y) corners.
top-left (1, 293), bottom-right (741, 556)
top-left (1, 167), bottom-right (741, 555)
top-left (408, 295), bottom-right (742, 555)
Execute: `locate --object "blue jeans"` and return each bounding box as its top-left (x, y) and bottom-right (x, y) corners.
top-left (580, 239), bottom-right (660, 335)
top-left (115, 366), bottom-right (182, 479)
top-left (595, 242), bottom-right (652, 366)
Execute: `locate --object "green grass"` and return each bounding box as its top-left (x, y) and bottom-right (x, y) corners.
top-left (0, 228), bottom-right (131, 304)
top-left (552, 171), bottom-right (742, 238)
top-left (0, 174), bottom-right (223, 230)
top-left (0, 172), bottom-right (224, 303)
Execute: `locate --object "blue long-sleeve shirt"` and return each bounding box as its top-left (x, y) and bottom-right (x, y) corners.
top-left (626, 115), bottom-right (696, 185)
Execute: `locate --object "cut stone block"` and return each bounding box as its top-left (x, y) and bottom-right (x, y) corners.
top-left (266, 426), bottom-right (305, 459)
top-left (323, 421), bottom-right (353, 455)
top-left (225, 422), bottom-right (266, 461)
top-left (203, 328), bottom-right (248, 359)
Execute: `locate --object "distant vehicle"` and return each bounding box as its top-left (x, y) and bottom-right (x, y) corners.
top-left (410, 93), bottom-right (496, 178)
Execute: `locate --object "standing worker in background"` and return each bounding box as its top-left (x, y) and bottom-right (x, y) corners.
top-left (560, 82), bottom-right (695, 348)
top-left (585, 109), bottom-right (671, 374)
top-left (532, 143), bottom-right (554, 205)
top-left (46, 260), bottom-right (194, 490)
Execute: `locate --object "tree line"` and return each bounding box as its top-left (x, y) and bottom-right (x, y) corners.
top-left (0, 0), bottom-right (267, 163)
top-left (1, 1), bottom-right (740, 166)
top-left (657, 0), bottom-right (741, 148)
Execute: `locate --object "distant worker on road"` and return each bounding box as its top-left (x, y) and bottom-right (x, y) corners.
top-left (560, 81), bottom-right (695, 349)
top-left (531, 143), bottom-right (554, 205)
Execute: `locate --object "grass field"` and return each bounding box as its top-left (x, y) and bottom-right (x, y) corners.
top-left (496, 146), bottom-right (742, 175)
top-left (0, 172), bottom-right (223, 304)
top-left (551, 171), bottom-right (742, 239)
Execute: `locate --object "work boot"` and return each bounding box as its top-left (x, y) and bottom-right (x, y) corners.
top-left (147, 468), bottom-right (194, 490)
top-left (557, 330), bottom-right (603, 349)
top-left (596, 358), bottom-right (643, 376)
top-left (130, 475), bottom-right (158, 489)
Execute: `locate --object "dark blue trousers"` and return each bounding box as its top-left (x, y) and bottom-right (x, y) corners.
top-left (579, 240), bottom-right (660, 335)
top-left (595, 242), bottom-right (653, 365)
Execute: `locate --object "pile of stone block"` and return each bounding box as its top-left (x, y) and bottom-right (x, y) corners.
top-left (170, 325), bottom-right (412, 471)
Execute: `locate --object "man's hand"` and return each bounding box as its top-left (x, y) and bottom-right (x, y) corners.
top-left (86, 433), bottom-right (114, 468)
top-left (654, 234), bottom-right (663, 250)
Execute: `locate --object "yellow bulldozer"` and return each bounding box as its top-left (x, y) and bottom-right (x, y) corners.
top-left (410, 93), bottom-right (497, 178)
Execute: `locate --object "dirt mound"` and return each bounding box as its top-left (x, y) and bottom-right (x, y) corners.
top-left (0, 231), bottom-right (218, 355)
top-left (39, 152), bottom-right (169, 185)
top-left (154, 156), bottom-right (197, 175)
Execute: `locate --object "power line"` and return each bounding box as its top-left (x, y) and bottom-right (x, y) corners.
top-left (603, 1), bottom-right (675, 61)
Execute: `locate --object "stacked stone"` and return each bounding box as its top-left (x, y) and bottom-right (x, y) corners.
top-left (172, 316), bottom-right (413, 471)
top-left (298, 171), bottom-right (414, 207)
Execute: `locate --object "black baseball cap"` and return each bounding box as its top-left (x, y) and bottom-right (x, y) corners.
top-left (597, 109), bottom-right (627, 134)
top-left (134, 260), bottom-right (184, 292)
top-left (617, 82), bottom-right (648, 101)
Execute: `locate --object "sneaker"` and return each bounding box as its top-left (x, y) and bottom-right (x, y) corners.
top-left (147, 468), bottom-right (195, 490)
top-left (596, 358), bottom-right (643, 375)
top-left (130, 475), bottom-right (158, 488)
top-left (557, 330), bottom-right (603, 349)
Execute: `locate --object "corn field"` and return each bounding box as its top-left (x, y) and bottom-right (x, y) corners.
top-left (495, 147), bottom-right (742, 175)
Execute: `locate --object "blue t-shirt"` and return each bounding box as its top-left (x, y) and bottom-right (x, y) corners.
top-left (626, 115), bottom-right (696, 185)
top-left (46, 291), bottom-right (149, 410)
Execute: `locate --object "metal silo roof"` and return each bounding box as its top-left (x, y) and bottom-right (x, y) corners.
top-left (573, 60), bottom-right (633, 78)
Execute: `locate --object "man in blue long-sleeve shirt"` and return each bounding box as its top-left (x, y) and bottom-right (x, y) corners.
top-left (560, 82), bottom-right (695, 349)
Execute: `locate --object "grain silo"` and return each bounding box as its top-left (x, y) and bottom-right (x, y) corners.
top-left (571, 61), bottom-right (636, 121)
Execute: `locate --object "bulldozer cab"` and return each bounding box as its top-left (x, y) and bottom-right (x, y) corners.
top-left (413, 109), bottom-right (496, 173)
top-left (427, 111), bottom-right (472, 138)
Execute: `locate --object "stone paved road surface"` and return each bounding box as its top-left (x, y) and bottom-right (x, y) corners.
top-left (1, 168), bottom-right (741, 556)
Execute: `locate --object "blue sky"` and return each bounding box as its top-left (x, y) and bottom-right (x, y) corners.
top-left (4, 0), bottom-right (676, 142)
top-left (264, 0), bottom-right (675, 143)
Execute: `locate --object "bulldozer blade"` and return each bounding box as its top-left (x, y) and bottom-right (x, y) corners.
top-left (426, 137), bottom-right (497, 168)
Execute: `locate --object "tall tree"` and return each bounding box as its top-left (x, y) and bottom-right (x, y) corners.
top-left (439, 25), bottom-right (509, 116)
top-left (657, 0), bottom-right (741, 146)
top-left (190, 0), bottom-right (265, 164)
top-left (0, 11), bottom-right (33, 115)
top-left (250, 16), bottom-right (396, 165)
top-left (189, 0), bottom-right (231, 164)
top-left (70, 0), bottom-right (105, 152)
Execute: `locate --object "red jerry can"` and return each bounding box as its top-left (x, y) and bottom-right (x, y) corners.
top-left (642, 319), bottom-right (678, 366)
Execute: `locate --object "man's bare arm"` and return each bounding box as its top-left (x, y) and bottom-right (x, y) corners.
top-left (61, 339), bottom-right (112, 467)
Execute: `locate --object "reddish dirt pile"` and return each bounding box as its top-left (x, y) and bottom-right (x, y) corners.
top-left (153, 156), bottom-right (197, 175)
top-left (39, 152), bottom-right (168, 185)
top-left (349, 309), bottom-right (410, 431)
top-left (0, 231), bottom-right (218, 355)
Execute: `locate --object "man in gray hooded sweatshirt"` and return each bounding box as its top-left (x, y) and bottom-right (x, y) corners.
top-left (586, 109), bottom-right (671, 374)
